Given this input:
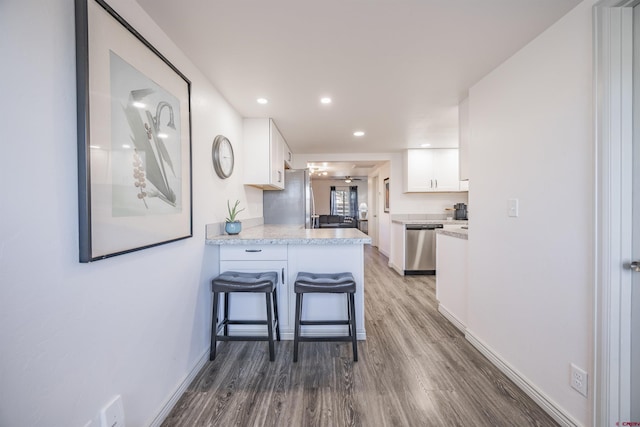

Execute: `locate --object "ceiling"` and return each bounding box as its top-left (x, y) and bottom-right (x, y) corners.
top-left (136, 0), bottom-right (581, 156)
top-left (306, 160), bottom-right (386, 181)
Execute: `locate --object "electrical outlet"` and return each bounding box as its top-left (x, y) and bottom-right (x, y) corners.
top-left (570, 363), bottom-right (588, 397)
top-left (100, 395), bottom-right (125, 427)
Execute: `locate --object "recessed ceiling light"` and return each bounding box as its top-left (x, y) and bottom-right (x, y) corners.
top-left (256, 98), bottom-right (268, 104)
top-left (353, 131), bottom-right (365, 137)
top-left (122, 144), bottom-right (131, 149)
top-left (320, 97), bottom-right (332, 104)
top-left (157, 133), bottom-right (168, 139)
top-left (132, 101), bottom-right (146, 109)
top-left (322, 172), bottom-right (328, 176)
top-left (420, 143), bottom-right (431, 147)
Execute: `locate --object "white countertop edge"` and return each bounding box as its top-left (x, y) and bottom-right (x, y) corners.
top-left (392, 219), bottom-right (468, 225)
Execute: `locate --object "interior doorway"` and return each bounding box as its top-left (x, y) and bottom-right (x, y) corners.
top-left (370, 175), bottom-right (379, 248)
top-left (631, 3), bottom-right (640, 420)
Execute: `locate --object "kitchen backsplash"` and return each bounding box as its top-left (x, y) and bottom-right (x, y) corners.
top-left (205, 216), bottom-right (264, 237)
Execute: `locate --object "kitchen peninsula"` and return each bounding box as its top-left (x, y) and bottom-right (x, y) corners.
top-left (206, 225), bottom-right (371, 340)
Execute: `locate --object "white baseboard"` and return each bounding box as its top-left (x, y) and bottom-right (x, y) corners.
top-left (149, 348), bottom-right (210, 427)
top-left (437, 304), bottom-right (466, 333)
top-left (464, 330), bottom-right (580, 427)
top-left (388, 261), bottom-right (404, 276)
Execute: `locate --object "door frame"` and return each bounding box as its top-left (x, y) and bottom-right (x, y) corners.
top-left (594, 0), bottom-right (637, 424)
top-left (369, 174), bottom-right (379, 247)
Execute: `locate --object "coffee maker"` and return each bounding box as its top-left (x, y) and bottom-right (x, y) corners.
top-left (454, 203), bottom-right (468, 220)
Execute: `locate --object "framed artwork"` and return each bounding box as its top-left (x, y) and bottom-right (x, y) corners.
top-left (75, 0), bottom-right (192, 262)
top-left (384, 177), bottom-right (390, 213)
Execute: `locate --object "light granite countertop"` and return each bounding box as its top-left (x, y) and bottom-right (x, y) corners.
top-left (206, 224), bottom-right (372, 245)
top-left (436, 227), bottom-right (469, 240)
top-left (391, 219), bottom-right (468, 225)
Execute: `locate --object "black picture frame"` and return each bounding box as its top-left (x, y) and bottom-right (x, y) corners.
top-left (384, 177), bottom-right (390, 213)
top-left (75, 0), bottom-right (192, 262)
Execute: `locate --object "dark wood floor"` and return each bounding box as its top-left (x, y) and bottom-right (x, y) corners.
top-left (162, 246), bottom-right (558, 426)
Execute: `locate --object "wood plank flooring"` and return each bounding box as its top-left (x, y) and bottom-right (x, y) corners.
top-left (162, 246), bottom-right (558, 426)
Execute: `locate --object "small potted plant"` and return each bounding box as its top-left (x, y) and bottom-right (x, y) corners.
top-left (225, 200), bottom-right (244, 235)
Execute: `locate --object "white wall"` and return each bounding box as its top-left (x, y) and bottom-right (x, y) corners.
top-left (467, 1), bottom-right (594, 424)
top-left (0, 1), bottom-right (261, 426)
top-left (311, 179), bottom-right (368, 215)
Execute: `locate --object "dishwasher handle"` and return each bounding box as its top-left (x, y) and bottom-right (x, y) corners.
top-left (406, 224), bottom-right (444, 230)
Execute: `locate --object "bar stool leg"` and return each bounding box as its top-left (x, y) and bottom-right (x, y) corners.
top-left (223, 292), bottom-right (229, 336)
top-left (272, 288), bottom-right (281, 341)
top-left (265, 293), bottom-right (275, 361)
top-left (349, 293), bottom-right (358, 362)
top-left (346, 293), bottom-right (352, 337)
top-left (210, 291), bottom-right (220, 361)
top-left (293, 293), bottom-right (303, 362)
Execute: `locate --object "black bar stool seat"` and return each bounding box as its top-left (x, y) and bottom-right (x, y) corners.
top-left (210, 271), bottom-right (280, 362)
top-left (293, 272), bottom-right (358, 362)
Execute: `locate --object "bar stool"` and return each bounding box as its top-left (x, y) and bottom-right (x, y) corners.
top-left (293, 272), bottom-right (358, 362)
top-left (210, 271), bottom-right (280, 362)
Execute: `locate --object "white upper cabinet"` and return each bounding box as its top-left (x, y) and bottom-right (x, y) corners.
top-left (243, 118), bottom-right (285, 190)
top-left (403, 148), bottom-right (462, 193)
top-left (284, 140), bottom-right (293, 169)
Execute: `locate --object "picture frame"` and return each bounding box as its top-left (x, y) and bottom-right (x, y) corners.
top-left (75, 0), bottom-right (192, 262)
top-left (384, 177), bottom-right (390, 213)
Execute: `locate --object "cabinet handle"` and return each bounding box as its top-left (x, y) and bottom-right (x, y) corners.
top-left (430, 179), bottom-right (433, 188)
top-left (281, 268), bottom-right (285, 284)
top-left (278, 171), bottom-right (282, 182)
top-left (245, 249), bottom-right (262, 253)
top-left (435, 179), bottom-right (438, 188)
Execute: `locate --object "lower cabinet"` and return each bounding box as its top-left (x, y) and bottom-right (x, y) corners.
top-left (435, 233), bottom-right (468, 331)
top-left (217, 243), bottom-right (366, 340)
top-left (219, 246), bottom-right (289, 331)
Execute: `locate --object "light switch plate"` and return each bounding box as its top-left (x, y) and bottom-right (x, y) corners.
top-left (507, 199), bottom-right (519, 217)
top-left (100, 395), bottom-right (125, 427)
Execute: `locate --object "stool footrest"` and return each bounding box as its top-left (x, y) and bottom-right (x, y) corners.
top-left (223, 320), bottom-right (269, 325)
top-left (299, 320), bottom-right (350, 326)
top-left (298, 336), bottom-right (353, 342)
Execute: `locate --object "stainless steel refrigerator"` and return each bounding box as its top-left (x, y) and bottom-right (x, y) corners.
top-left (263, 169), bottom-right (315, 228)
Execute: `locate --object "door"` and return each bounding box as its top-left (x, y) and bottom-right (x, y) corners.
top-left (631, 4), bottom-right (640, 420)
top-left (370, 175), bottom-right (379, 247)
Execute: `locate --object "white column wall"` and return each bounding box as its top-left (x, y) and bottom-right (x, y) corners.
top-left (467, 1), bottom-right (595, 424)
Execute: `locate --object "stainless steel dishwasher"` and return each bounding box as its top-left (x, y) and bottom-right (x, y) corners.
top-left (404, 223), bottom-right (443, 275)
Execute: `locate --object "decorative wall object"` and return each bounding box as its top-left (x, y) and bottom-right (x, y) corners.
top-left (75, 0), bottom-right (192, 262)
top-left (384, 177), bottom-right (390, 213)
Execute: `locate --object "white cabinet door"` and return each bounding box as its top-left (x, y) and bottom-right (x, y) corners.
top-left (269, 122), bottom-right (285, 188)
top-left (404, 149), bottom-right (434, 192)
top-left (404, 149), bottom-right (461, 192)
top-left (219, 259), bottom-right (289, 331)
top-left (243, 118), bottom-right (285, 190)
top-left (432, 149), bottom-right (461, 192)
top-left (284, 141), bottom-right (293, 169)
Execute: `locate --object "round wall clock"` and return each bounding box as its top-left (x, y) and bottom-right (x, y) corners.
top-left (212, 135), bottom-right (234, 179)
